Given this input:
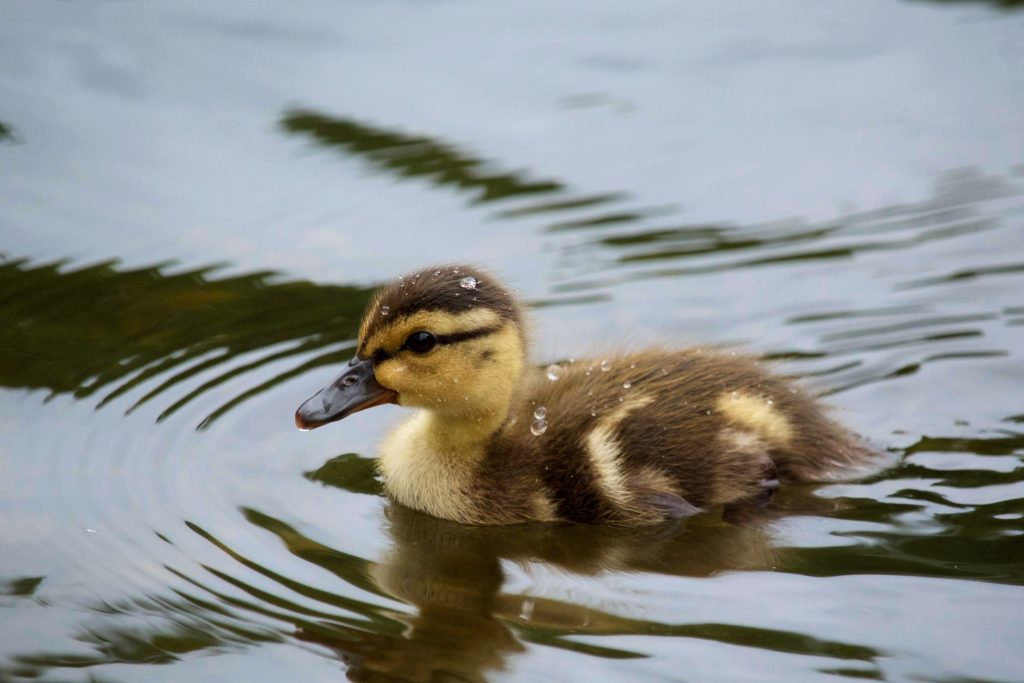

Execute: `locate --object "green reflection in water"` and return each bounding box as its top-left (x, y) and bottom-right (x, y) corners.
top-left (281, 109), bottom-right (565, 204)
top-left (0, 257), bottom-right (373, 428)
top-left (6, 588), bottom-right (282, 678)
top-left (0, 121), bottom-right (19, 143)
top-left (781, 431), bottom-right (1024, 585)
top-left (277, 108), bottom-right (676, 236)
top-left (911, 0), bottom-right (1024, 8)
top-left (305, 452), bottom-right (384, 496)
top-left (0, 252), bottom-right (621, 429)
top-left (224, 502), bottom-right (879, 681)
top-left (0, 576), bottom-right (44, 597)
top-left (549, 167), bottom-right (1017, 296)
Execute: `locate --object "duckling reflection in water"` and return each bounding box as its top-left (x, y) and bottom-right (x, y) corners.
top-left (296, 265), bottom-right (881, 525)
top-left (289, 501), bottom-right (784, 683)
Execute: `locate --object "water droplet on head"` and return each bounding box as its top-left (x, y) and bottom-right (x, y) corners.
top-left (705, 409), bottom-right (712, 415)
top-left (533, 406), bottom-right (547, 420)
top-left (661, 368), bottom-right (668, 376)
top-left (622, 381), bottom-right (632, 389)
top-left (629, 362), bottom-right (636, 369)
top-left (766, 398), bottom-right (775, 406)
top-left (453, 267), bottom-right (460, 274)
top-left (380, 305), bottom-right (390, 316)
top-left (530, 418), bottom-right (548, 436)
top-left (590, 409), bottom-right (598, 417)
top-left (600, 359), bottom-right (611, 372)
top-left (546, 364), bottom-right (563, 381)
top-left (460, 276), bottom-right (478, 290)
top-left (433, 270), bottom-right (441, 277)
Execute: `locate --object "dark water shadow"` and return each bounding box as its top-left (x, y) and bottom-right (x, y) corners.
top-left (0, 576), bottom-right (45, 598)
top-left (278, 108), bottom-right (675, 234)
top-left (281, 109), bottom-right (566, 206)
top-left (778, 429), bottom-right (1024, 586)
top-left (909, 0), bottom-right (1024, 9)
top-left (0, 120), bottom-right (20, 144)
top-left (550, 167), bottom-right (1019, 294)
top-left (0, 258), bottom-right (373, 428)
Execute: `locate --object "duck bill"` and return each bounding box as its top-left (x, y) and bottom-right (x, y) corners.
top-left (295, 358), bottom-right (397, 430)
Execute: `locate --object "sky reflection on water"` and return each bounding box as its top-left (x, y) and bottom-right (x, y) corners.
top-left (1, 1), bottom-right (1023, 682)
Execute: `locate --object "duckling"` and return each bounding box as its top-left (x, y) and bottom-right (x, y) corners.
top-left (296, 265), bottom-right (880, 526)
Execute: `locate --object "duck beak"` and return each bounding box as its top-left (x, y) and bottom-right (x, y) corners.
top-left (295, 358), bottom-right (397, 430)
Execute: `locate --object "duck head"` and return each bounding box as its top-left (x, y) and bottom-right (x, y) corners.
top-left (295, 265), bottom-right (527, 430)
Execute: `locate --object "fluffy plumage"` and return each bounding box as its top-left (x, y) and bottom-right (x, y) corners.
top-left (296, 264), bottom-right (881, 525)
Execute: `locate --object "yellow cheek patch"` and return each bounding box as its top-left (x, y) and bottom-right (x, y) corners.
top-left (373, 358), bottom-right (409, 390)
top-left (369, 320), bottom-right (523, 422)
top-left (716, 392), bottom-right (793, 446)
top-left (361, 308), bottom-right (504, 357)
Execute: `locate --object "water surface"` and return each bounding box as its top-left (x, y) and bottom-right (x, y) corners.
top-left (2, 1), bottom-right (1023, 681)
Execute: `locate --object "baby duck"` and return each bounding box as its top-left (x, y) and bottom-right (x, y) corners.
top-left (296, 265), bottom-right (879, 526)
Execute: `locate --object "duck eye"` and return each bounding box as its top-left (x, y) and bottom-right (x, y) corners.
top-left (405, 331), bottom-right (437, 354)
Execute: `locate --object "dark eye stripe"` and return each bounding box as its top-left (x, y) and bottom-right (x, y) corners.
top-left (361, 324), bottom-right (503, 363)
top-left (435, 324), bottom-right (502, 346)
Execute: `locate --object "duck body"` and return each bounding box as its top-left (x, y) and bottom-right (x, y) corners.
top-left (297, 265), bottom-right (880, 526)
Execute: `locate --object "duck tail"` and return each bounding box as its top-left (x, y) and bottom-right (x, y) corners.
top-left (777, 415), bottom-right (893, 483)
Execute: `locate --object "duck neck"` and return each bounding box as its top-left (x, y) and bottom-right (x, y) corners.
top-left (420, 404), bottom-right (510, 455)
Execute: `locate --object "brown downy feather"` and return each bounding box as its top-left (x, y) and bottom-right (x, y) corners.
top-left (300, 264), bottom-right (884, 526)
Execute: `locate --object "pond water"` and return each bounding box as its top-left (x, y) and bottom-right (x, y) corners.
top-left (2, 1), bottom-right (1023, 681)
